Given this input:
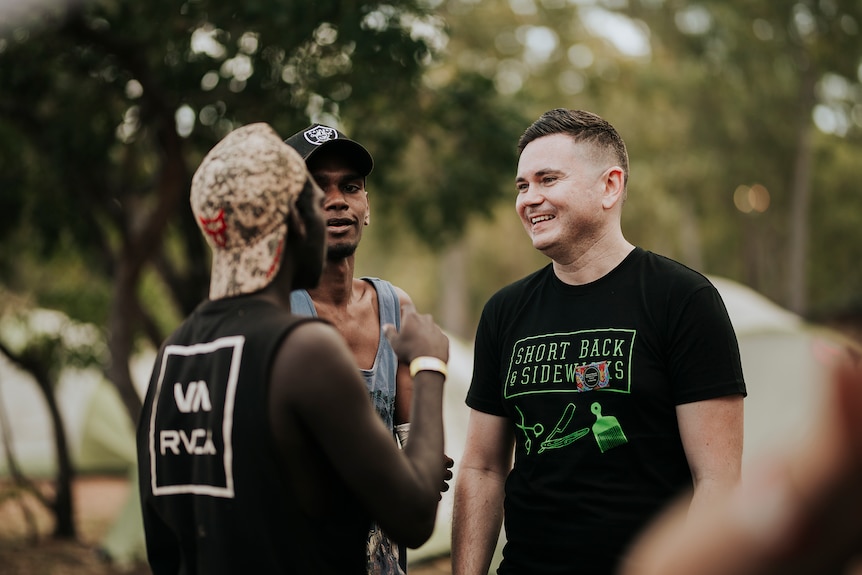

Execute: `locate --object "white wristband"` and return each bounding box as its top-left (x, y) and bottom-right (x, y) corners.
top-left (409, 356), bottom-right (448, 380)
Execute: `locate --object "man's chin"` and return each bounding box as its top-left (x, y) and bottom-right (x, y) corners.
top-left (326, 245), bottom-right (357, 261)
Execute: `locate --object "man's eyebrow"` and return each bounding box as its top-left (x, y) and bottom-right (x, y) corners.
top-left (517, 168), bottom-right (564, 181)
top-left (536, 168), bottom-right (564, 177)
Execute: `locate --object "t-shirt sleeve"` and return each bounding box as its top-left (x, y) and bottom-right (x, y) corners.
top-left (668, 283), bottom-right (747, 405)
top-left (465, 299), bottom-right (508, 416)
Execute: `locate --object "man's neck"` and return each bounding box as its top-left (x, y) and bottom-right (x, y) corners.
top-left (551, 236), bottom-right (635, 286)
top-left (258, 278), bottom-right (293, 310)
top-left (306, 256), bottom-right (357, 307)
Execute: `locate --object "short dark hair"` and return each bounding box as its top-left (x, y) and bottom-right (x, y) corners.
top-left (517, 109), bottom-right (629, 188)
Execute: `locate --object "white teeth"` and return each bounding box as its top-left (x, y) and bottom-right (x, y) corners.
top-left (531, 215), bottom-right (553, 224)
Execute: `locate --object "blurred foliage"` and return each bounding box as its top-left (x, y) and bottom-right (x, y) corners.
top-left (808, 134), bottom-right (862, 314)
top-left (0, 303), bottom-right (107, 379)
top-left (622, 0), bottom-right (862, 313)
top-left (0, 0), bottom-right (437, 325)
top-left (376, 71), bottom-right (528, 244)
top-left (1, 0), bottom-right (495, 421)
top-left (0, 0), bottom-right (522, 324)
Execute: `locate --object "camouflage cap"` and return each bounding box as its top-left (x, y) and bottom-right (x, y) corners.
top-left (190, 123), bottom-right (309, 300)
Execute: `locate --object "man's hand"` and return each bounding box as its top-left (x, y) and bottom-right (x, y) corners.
top-left (439, 454), bottom-right (454, 499)
top-left (383, 305), bottom-right (449, 367)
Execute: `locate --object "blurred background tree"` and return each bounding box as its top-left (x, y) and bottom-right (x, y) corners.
top-left (0, 0), bottom-right (518, 426)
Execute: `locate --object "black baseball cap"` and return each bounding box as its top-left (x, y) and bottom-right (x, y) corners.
top-left (284, 123), bottom-right (374, 177)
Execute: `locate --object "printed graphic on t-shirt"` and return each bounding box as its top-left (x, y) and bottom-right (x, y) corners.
top-left (515, 402), bottom-right (592, 454)
top-left (505, 328), bottom-right (635, 398)
top-left (506, 329), bottom-right (634, 455)
top-left (147, 335), bottom-right (243, 498)
top-left (591, 402), bottom-right (628, 453)
top-left (514, 400), bottom-right (629, 455)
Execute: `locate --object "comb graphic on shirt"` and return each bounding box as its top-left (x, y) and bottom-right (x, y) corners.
top-left (591, 402), bottom-right (628, 453)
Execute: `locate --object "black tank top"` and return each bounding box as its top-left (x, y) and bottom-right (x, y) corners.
top-left (137, 297), bottom-right (368, 574)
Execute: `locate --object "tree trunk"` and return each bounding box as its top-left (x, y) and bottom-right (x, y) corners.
top-left (0, 343), bottom-right (76, 539)
top-left (106, 118), bottom-right (188, 427)
top-left (679, 197), bottom-right (703, 272)
top-left (786, 64), bottom-right (817, 315)
top-left (36, 370), bottom-right (76, 538)
top-left (107, 259), bottom-right (145, 426)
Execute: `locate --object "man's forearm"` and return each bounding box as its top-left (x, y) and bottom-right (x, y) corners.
top-left (452, 467), bottom-right (506, 575)
top-left (402, 370), bottom-right (446, 496)
top-left (687, 472), bottom-right (740, 520)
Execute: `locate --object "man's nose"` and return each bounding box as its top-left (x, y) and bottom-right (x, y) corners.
top-left (324, 188), bottom-right (348, 208)
top-left (518, 186), bottom-right (543, 207)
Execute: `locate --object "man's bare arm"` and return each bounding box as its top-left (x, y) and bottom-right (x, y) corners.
top-left (270, 310), bottom-right (448, 548)
top-left (452, 409), bottom-right (514, 575)
top-left (677, 394), bottom-right (745, 515)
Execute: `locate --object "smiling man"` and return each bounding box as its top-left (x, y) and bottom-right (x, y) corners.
top-left (452, 109), bottom-right (747, 575)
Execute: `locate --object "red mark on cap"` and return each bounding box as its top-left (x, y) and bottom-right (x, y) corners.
top-left (200, 210), bottom-right (227, 247)
top-left (267, 237), bottom-right (284, 278)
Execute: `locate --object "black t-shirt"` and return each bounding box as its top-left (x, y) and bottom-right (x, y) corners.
top-left (137, 297), bottom-right (369, 574)
top-left (467, 248), bottom-right (746, 575)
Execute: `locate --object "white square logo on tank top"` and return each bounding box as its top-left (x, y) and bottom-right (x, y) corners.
top-left (147, 335), bottom-right (244, 498)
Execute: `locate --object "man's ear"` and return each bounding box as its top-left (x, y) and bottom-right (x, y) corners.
top-left (364, 191), bottom-right (370, 226)
top-left (601, 166), bottom-right (626, 210)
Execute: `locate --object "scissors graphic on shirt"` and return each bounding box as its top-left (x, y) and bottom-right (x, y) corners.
top-left (516, 403), bottom-right (592, 455)
top-left (515, 405), bottom-right (544, 454)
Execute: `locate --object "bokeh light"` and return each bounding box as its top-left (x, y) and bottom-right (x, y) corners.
top-left (733, 184), bottom-right (771, 214)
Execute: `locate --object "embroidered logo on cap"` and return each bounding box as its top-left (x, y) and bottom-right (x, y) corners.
top-left (199, 209), bottom-right (227, 248)
top-left (303, 125), bottom-right (339, 146)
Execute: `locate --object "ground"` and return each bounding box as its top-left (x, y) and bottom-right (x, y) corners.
top-left (0, 475), bottom-right (149, 575)
top-left (0, 475), bottom-right (452, 574)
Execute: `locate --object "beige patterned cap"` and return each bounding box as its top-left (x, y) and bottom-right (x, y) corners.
top-left (190, 123), bottom-right (309, 300)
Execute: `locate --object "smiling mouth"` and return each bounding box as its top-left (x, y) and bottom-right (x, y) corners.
top-left (530, 215), bottom-right (554, 225)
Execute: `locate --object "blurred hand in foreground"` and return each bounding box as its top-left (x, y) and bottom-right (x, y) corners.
top-left (622, 350), bottom-right (862, 575)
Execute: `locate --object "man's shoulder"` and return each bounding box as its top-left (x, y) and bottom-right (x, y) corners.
top-left (491, 265), bottom-right (551, 298)
top-left (634, 249), bottom-right (713, 288)
top-left (272, 319), bottom-right (346, 374)
top-left (480, 265), bottom-right (553, 318)
top-left (360, 276), bottom-right (399, 297)
top-left (361, 276), bottom-right (412, 311)
top-left (359, 275), bottom-right (390, 287)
